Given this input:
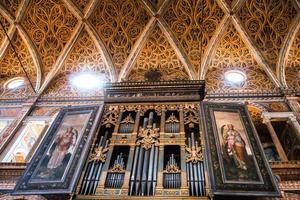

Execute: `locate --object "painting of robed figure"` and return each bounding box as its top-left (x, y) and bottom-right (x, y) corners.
top-left (14, 106), bottom-right (101, 195)
top-left (201, 102), bottom-right (280, 197)
top-left (214, 112), bottom-right (260, 182)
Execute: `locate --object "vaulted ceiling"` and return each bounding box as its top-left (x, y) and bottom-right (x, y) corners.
top-left (0, 0), bottom-right (299, 99)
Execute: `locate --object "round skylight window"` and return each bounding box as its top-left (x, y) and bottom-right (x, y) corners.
top-left (5, 77), bottom-right (25, 89)
top-left (224, 70), bottom-right (246, 88)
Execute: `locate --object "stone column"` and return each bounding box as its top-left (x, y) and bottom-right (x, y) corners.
top-left (288, 114), bottom-right (300, 141)
top-left (262, 114), bottom-right (288, 161)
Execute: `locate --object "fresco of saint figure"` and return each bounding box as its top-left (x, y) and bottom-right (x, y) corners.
top-left (214, 111), bottom-right (261, 182)
top-left (222, 124), bottom-right (248, 170)
top-left (47, 127), bottom-right (78, 169)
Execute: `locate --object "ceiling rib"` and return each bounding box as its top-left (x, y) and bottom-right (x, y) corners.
top-left (232, 0), bottom-right (246, 13)
top-left (200, 15), bottom-right (231, 79)
top-left (278, 13), bottom-right (300, 87)
top-left (217, 0), bottom-right (231, 14)
top-left (63, 0), bottom-right (84, 19)
top-left (38, 24), bottom-right (85, 95)
top-left (15, 0), bottom-right (29, 23)
top-left (140, 0), bottom-right (156, 16)
top-left (0, 26), bottom-right (16, 59)
top-left (16, 24), bottom-right (43, 91)
top-left (14, 0), bottom-right (42, 91)
top-left (231, 15), bottom-right (282, 88)
top-left (85, 22), bottom-right (117, 82)
top-left (85, 20), bottom-right (117, 82)
top-left (118, 17), bottom-right (157, 82)
top-left (84, 0), bottom-right (99, 19)
top-left (158, 18), bottom-right (196, 80)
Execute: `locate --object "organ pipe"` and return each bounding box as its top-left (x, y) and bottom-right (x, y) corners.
top-left (185, 132), bottom-right (205, 196)
top-left (163, 154), bottom-right (181, 189)
top-left (80, 130), bottom-right (110, 195)
top-left (105, 153), bottom-right (126, 188)
top-left (129, 112), bottom-right (159, 196)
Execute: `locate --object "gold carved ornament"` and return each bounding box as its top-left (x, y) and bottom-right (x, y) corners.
top-left (136, 125), bottom-right (160, 150)
top-left (89, 146), bottom-right (109, 163)
top-left (108, 163), bottom-right (125, 173)
top-left (164, 164), bottom-right (180, 173)
top-left (165, 113), bottom-right (179, 123)
top-left (185, 145), bottom-right (203, 163)
top-left (163, 0), bottom-right (225, 73)
top-left (205, 24), bottom-right (276, 92)
top-left (120, 114), bottom-right (135, 124)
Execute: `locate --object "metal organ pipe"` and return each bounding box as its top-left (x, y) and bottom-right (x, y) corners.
top-left (80, 130), bottom-right (110, 195)
top-left (129, 112), bottom-right (159, 196)
top-left (105, 153), bottom-right (125, 188)
top-left (163, 153), bottom-right (181, 189)
top-left (186, 132), bottom-right (205, 196)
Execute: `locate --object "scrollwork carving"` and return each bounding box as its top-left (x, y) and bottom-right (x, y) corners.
top-left (89, 0), bottom-right (150, 73)
top-left (136, 126), bottom-right (160, 150)
top-left (0, 0), bottom-right (22, 17)
top-left (43, 29), bottom-right (110, 98)
top-left (238, 0), bottom-right (297, 72)
top-left (205, 24), bottom-right (276, 92)
top-left (126, 26), bottom-right (189, 81)
top-left (163, 0), bottom-right (225, 73)
top-left (22, 0), bottom-right (78, 77)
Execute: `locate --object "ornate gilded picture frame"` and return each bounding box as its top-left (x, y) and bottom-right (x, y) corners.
top-left (201, 102), bottom-right (280, 197)
top-left (14, 106), bottom-right (102, 195)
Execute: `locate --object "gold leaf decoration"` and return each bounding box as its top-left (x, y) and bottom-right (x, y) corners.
top-left (22, 0), bottom-right (79, 78)
top-left (0, 32), bottom-right (36, 98)
top-left (89, 0), bottom-right (150, 74)
top-left (285, 29), bottom-right (300, 89)
top-left (205, 24), bottom-right (276, 92)
top-left (126, 26), bottom-right (189, 82)
top-left (0, 14), bottom-right (11, 47)
top-left (163, 0), bottom-right (225, 73)
top-left (238, 0), bottom-right (297, 72)
top-left (148, 0), bottom-right (165, 11)
top-left (43, 29), bottom-right (110, 98)
top-left (0, 0), bottom-right (22, 17)
top-left (71, 0), bottom-right (92, 13)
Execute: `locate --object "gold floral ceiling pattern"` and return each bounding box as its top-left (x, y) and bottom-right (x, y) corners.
top-left (0, 31), bottom-right (36, 99)
top-left (22, 0), bottom-right (79, 78)
top-left (126, 25), bottom-right (189, 81)
top-left (71, 0), bottom-right (92, 13)
top-left (43, 28), bottom-right (110, 98)
top-left (0, 0), bottom-right (22, 17)
top-left (205, 24), bottom-right (276, 92)
top-left (0, 14), bottom-right (11, 47)
top-left (89, 0), bottom-right (150, 74)
top-left (0, 0), bottom-right (298, 99)
top-left (163, 0), bottom-right (225, 73)
top-left (238, 0), bottom-right (298, 73)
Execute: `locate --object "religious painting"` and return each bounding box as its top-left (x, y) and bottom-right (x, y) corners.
top-left (213, 111), bottom-right (261, 183)
top-left (14, 106), bottom-right (102, 195)
top-left (1, 120), bottom-right (48, 163)
top-left (201, 102), bottom-right (280, 197)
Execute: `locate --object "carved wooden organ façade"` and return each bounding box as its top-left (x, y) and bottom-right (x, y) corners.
top-left (77, 81), bottom-right (207, 198)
